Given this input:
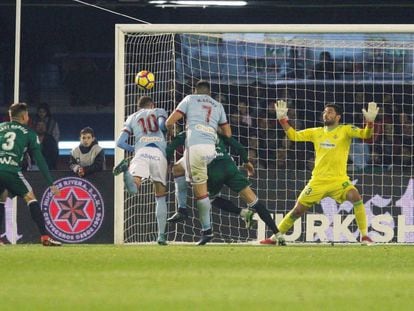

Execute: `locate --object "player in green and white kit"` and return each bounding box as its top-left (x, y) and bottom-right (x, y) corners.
top-left (166, 132), bottom-right (283, 243)
top-left (0, 102), bottom-right (61, 246)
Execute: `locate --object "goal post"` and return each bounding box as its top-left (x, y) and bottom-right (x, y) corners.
top-left (114, 24), bottom-right (414, 245)
top-left (114, 25), bottom-right (125, 244)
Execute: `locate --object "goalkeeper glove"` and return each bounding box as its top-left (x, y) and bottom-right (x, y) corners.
top-left (274, 100), bottom-right (289, 120)
top-left (362, 102), bottom-right (379, 123)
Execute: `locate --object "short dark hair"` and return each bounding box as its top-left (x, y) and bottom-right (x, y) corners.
top-left (9, 102), bottom-right (28, 119)
top-left (324, 103), bottom-right (343, 116)
top-left (80, 127), bottom-right (95, 137)
top-left (37, 102), bottom-right (52, 116)
top-left (138, 96), bottom-right (154, 108)
top-left (195, 80), bottom-right (210, 94)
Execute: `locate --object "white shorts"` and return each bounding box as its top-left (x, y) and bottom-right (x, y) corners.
top-left (129, 147), bottom-right (167, 186)
top-left (183, 144), bottom-right (216, 184)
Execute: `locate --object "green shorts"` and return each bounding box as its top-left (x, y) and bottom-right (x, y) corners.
top-left (207, 158), bottom-right (251, 197)
top-left (0, 170), bottom-right (32, 198)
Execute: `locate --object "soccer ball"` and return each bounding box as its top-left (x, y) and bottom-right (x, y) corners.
top-left (135, 70), bottom-right (155, 90)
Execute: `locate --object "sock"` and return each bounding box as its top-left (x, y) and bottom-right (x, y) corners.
top-left (249, 200), bottom-right (279, 234)
top-left (197, 196), bottom-right (211, 231)
top-left (123, 171), bottom-right (138, 194)
top-left (211, 197), bottom-right (241, 215)
top-left (174, 176), bottom-right (187, 209)
top-left (277, 210), bottom-right (299, 234)
top-left (28, 200), bottom-right (48, 236)
top-left (354, 200), bottom-right (368, 237)
top-left (0, 202), bottom-right (4, 233)
top-left (155, 196), bottom-right (167, 236)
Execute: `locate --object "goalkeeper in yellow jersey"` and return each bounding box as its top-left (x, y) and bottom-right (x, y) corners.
top-left (260, 101), bottom-right (379, 245)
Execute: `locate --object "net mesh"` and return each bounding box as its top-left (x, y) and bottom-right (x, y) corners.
top-left (118, 29), bottom-right (414, 244)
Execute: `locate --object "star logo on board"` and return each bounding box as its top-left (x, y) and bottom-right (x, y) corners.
top-left (54, 189), bottom-right (91, 231)
top-left (41, 177), bottom-right (105, 243)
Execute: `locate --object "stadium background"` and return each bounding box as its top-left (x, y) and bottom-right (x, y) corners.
top-left (1, 1), bottom-right (414, 134)
top-left (0, 1), bottom-right (413, 244)
top-left (1, 4), bottom-right (414, 310)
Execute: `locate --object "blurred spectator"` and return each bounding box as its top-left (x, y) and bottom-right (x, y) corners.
top-left (398, 112), bottom-right (413, 138)
top-left (230, 101), bottom-right (252, 146)
top-left (349, 138), bottom-right (370, 172)
top-left (214, 94), bottom-right (229, 114)
top-left (247, 135), bottom-right (259, 152)
top-left (280, 46), bottom-right (306, 79)
top-left (287, 108), bottom-right (304, 131)
top-left (276, 148), bottom-right (288, 170)
top-left (350, 114), bottom-right (370, 171)
top-left (31, 102), bottom-right (60, 143)
top-left (311, 51), bottom-right (335, 80)
top-left (398, 113), bottom-right (413, 170)
top-left (214, 94), bottom-right (227, 104)
top-left (69, 127), bottom-right (105, 177)
top-left (247, 148), bottom-right (266, 170)
top-left (247, 148), bottom-right (257, 166)
top-left (257, 112), bottom-right (277, 169)
top-left (275, 137), bottom-right (298, 170)
top-left (34, 120), bottom-right (59, 170)
top-left (372, 123), bottom-right (397, 169)
top-left (400, 146), bottom-right (413, 170)
top-left (248, 83), bottom-right (267, 115)
top-left (234, 101), bottom-right (253, 127)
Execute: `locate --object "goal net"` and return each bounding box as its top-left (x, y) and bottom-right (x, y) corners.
top-left (114, 25), bottom-right (414, 244)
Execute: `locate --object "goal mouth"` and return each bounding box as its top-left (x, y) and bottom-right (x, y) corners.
top-left (115, 25), bottom-right (414, 245)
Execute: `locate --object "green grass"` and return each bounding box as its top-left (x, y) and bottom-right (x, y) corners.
top-left (1, 244), bottom-right (414, 311)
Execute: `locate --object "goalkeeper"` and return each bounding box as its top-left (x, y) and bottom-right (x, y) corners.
top-left (166, 132), bottom-right (283, 243)
top-left (261, 101), bottom-right (379, 245)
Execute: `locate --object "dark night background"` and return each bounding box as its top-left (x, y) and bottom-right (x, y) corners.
top-left (1, 1), bottom-right (413, 140)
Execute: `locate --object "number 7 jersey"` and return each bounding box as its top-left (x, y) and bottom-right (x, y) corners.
top-left (123, 108), bottom-right (168, 157)
top-left (175, 94), bottom-right (228, 147)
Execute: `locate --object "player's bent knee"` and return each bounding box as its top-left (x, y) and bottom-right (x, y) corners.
top-left (154, 183), bottom-right (167, 197)
top-left (172, 164), bottom-right (185, 177)
top-left (346, 188), bottom-right (361, 202)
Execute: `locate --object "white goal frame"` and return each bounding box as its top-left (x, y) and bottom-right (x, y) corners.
top-left (114, 24), bottom-right (414, 244)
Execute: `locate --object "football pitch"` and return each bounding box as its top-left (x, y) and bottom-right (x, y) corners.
top-left (1, 244), bottom-right (414, 311)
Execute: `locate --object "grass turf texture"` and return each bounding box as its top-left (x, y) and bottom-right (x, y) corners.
top-left (1, 245), bottom-right (414, 311)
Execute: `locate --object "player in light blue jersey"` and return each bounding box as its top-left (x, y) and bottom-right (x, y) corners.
top-left (166, 80), bottom-right (231, 245)
top-left (113, 96), bottom-right (169, 245)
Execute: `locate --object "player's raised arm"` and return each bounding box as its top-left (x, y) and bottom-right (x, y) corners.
top-left (219, 123), bottom-right (232, 138)
top-left (358, 101), bottom-right (379, 139)
top-left (165, 131), bottom-right (186, 162)
top-left (165, 110), bottom-right (184, 138)
top-left (274, 100), bottom-right (291, 131)
top-left (362, 102), bottom-right (379, 127)
top-left (275, 100), bottom-right (313, 142)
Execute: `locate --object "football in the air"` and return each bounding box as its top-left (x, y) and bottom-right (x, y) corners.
top-left (135, 70), bottom-right (155, 90)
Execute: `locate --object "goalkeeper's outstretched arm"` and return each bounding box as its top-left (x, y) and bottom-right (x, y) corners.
top-left (362, 101), bottom-right (379, 128)
top-left (359, 102), bottom-right (379, 139)
top-left (274, 100), bottom-right (312, 143)
top-left (274, 100), bottom-right (292, 132)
